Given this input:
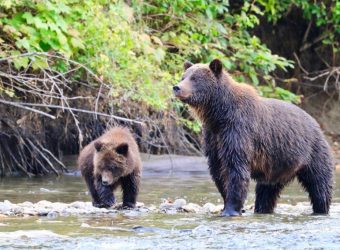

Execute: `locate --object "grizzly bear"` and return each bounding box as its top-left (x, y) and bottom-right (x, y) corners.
top-left (173, 59), bottom-right (333, 216)
top-left (78, 127), bottom-right (142, 208)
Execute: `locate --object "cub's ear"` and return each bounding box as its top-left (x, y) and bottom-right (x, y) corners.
top-left (94, 141), bottom-right (103, 152)
top-left (116, 143), bottom-right (129, 156)
top-left (184, 60), bottom-right (193, 70)
top-left (209, 59), bottom-right (223, 77)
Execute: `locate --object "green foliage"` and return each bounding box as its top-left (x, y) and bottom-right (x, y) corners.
top-left (0, 0), bottom-right (84, 57)
top-left (179, 118), bottom-right (202, 134)
top-left (0, 0), bottom-right (171, 109)
top-left (258, 86), bottom-right (301, 104)
top-left (1, 0), bottom-right (311, 133)
top-left (133, 0), bottom-right (294, 87)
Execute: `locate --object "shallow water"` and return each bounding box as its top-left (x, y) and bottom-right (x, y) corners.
top-left (0, 155), bottom-right (339, 249)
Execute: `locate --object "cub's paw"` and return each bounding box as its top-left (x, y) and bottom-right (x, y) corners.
top-left (103, 195), bottom-right (116, 207)
top-left (101, 197), bottom-right (116, 208)
top-left (92, 196), bottom-right (116, 208)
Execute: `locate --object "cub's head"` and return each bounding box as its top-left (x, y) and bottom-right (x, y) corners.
top-left (93, 141), bottom-right (130, 186)
top-left (173, 59), bottom-right (223, 106)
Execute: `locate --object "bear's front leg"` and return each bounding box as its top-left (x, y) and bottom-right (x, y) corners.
top-left (83, 171), bottom-right (105, 207)
top-left (218, 129), bottom-right (251, 217)
top-left (121, 171), bottom-right (140, 208)
top-left (205, 129), bottom-right (228, 204)
top-left (95, 178), bottom-right (116, 208)
top-left (221, 168), bottom-right (250, 216)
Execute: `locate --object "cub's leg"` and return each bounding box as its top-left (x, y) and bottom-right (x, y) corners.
top-left (83, 171), bottom-right (101, 207)
top-left (121, 171), bottom-right (140, 208)
top-left (254, 183), bottom-right (285, 213)
top-left (95, 179), bottom-right (116, 208)
top-left (83, 170), bottom-right (115, 208)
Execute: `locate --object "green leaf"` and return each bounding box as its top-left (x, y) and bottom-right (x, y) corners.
top-left (12, 56), bottom-right (29, 69)
top-left (33, 17), bottom-right (48, 29)
top-left (22, 12), bottom-right (34, 24)
top-left (31, 57), bottom-right (49, 70)
top-left (70, 37), bottom-right (84, 49)
top-left (15, 37), bottom-right (30, 50)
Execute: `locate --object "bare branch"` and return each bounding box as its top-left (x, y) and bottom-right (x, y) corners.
top-left (13, 102), bottom-right (144, 124)
top-left (0, 99), bottom-right (56, 119)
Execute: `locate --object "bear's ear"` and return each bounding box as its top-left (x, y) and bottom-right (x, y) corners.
top-left (184, 60), bottom-right (193, 70)
top-left (116, 143), bottom-right (128, 156)
top-left (209, 59), bottom-right (223, 77)
top-left (94, 141), bottom-right (103, 152)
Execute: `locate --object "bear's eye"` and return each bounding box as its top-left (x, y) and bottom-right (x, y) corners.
top-left (116, 143), bottom-right (129, 156)
top-left (190, 75), bottom-right (197, 81)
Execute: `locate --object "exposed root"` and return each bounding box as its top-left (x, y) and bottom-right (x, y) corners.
top-left (0, 119), bottom-right (67, 176)
top-left (0, 52), bottom-right (202, 176)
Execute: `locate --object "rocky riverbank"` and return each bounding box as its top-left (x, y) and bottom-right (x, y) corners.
top-left (2, 199), bottom-right (340, 218)
top-left (0, 199), bottom-right (225, 217)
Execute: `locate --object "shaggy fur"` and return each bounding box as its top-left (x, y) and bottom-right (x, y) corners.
top-left (78, 127), bottom-right (142, 208)
top-left (174, 59), bottom-right (333, 216)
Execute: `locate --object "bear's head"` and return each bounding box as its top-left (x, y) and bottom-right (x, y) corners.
top-left (173, 59), bottom-right (223, 106)
top-left (93, 141), bottom-right (130, 186)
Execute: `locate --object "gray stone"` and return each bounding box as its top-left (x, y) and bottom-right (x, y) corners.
top-left (173, 199), bottom-right (187, 209)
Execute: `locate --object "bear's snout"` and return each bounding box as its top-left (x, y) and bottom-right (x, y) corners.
top-left (173, 85), bottom-right (180, 92)
top-left (101, 170), bottom-right (114, 186)
top-left (173, 85), bottom-right (190, 99)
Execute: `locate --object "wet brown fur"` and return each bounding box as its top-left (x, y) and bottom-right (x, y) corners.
top-left (174, 59), bottom-right (333, 216)
top-left (78, 127), bottom-right (142, 208)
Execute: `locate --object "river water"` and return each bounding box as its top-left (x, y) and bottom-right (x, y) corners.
top-left (0, 155), bottom-right (339, 249)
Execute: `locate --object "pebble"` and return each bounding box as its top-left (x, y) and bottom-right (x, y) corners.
top-left (203, 203), bottom-right (223, 214)
top-left (159, 200), bottom-right (174, 210)
top-left (47, 211), bottom-right (58, 219)
top-left (165, 208), bottom-right (177, 215)
top-left (173, 199), bottom-right (187, 209)
top-left (182, 203), bottom-right (202, 213)
top-left (36, 200), bottom-right (53, 208)
top-left (0, 202), bottom-right (12, 214)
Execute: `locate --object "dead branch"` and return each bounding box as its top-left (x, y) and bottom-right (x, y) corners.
top-left (0, 51), bottom-right (203, 177)
top-left (14, 102), bottom-right (144, 124)
top-left (0, 99), bottom-right (56, 119)
top-left (293, 53), bottom-right (340, 96)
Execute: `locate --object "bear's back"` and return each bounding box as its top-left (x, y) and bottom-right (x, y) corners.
top-left (253, 98), bottom-right (325, 179)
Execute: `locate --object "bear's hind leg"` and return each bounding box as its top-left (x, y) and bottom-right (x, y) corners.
top-left (121, 171), bottom-right (140, 208)
top-left (254, 183), bottom-right (285, 213)
top-left (297, 165), bottom-right (332, 214)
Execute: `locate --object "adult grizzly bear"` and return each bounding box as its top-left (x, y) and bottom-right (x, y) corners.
top-left (78, 127), bottom-right (142, 208)
top-left (173, 59), bottom-right (333, 216)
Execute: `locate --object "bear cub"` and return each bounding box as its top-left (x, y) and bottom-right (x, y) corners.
top-left (173, 59), bottom-right (333, 216)
top-left (78, 127), bottom-right (142, 208)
